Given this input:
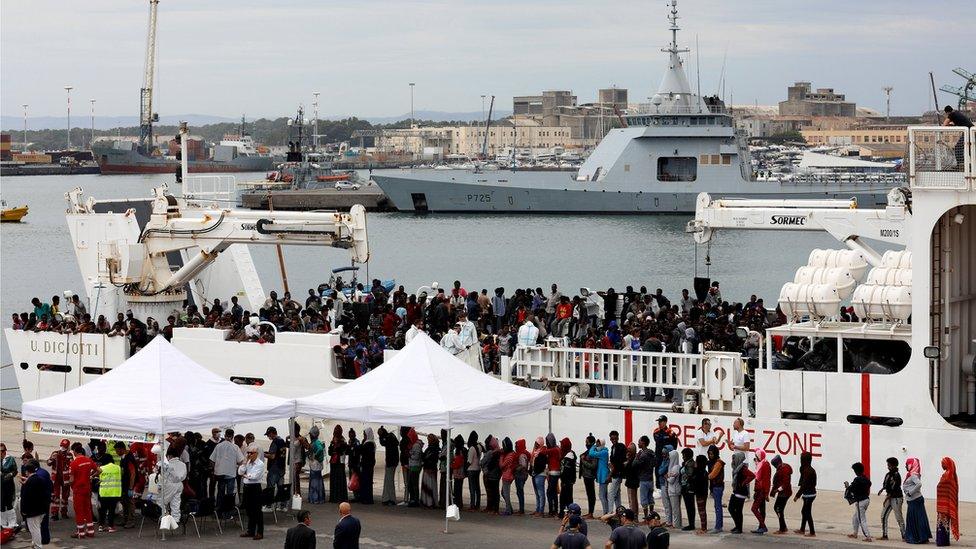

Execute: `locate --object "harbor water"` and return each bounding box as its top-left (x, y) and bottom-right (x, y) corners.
top-left (1, 171), bottom-right (848, 409)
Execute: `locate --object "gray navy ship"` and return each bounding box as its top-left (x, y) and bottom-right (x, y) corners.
top-left (374, 1), bottom-right (900, 214)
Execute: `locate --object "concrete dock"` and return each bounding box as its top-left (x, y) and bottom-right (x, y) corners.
top-left (239, 184), bottom-right (393, 211)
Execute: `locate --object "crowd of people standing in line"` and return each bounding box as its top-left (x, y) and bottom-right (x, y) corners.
top-left (0, 413), bottom-right (964, 548)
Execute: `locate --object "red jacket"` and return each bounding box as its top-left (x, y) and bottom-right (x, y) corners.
top-left (754, 460), bottom-right (771, 496)
top-left (771, 463), bottom-right (793, 499)
top-left (546, 447), bottom-right (562, 474)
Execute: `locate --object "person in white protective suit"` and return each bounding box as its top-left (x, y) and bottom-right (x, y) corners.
top-left (456, 310), bottom-right (482, 369)
top-left (405, 317), bottom-right (424, 344)
top-left (517, 317), bottom-right (540, 348)
top-left (440, 323), bottom-right (465, 356)
top-left (158, 446), bottom-right (188, 525)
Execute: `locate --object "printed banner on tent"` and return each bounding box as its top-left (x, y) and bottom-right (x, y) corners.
top-left (29, 421), bottom-right (158, 443)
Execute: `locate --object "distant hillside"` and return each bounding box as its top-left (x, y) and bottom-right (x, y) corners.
top-left (2, 110), bottom-right (512, 132)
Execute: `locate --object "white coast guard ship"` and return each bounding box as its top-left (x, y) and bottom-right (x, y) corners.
top-left (5, 125), bottom-right (974, 500)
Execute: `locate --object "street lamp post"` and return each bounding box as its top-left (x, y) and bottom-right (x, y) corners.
top-left (409, 82), bottom-right (415, 128)
top-left (90, 99), bottom-right (96, 148)
top-left (21, 104), bottom-right (28, 152)
top-left (64, 85), bottom-right (73, 149)
top-left (312, 91), bottom-right (320, 151)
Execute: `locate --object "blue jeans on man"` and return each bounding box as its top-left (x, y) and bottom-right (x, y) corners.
top-left (215, 476), bottom-right (237, 519)
top-left (639, 480), bottom-right (655, 514)
top-left (532, 474), bottom-right (547, 514)
top-left (608, 477), bottom-right (622, 510)
top-left (599, 481), bottom-right (610, 515)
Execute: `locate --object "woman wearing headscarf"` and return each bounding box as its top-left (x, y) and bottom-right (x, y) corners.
top-left (531, 437), bottom-right (548, 516)
top-left (936, 457), bottom-right (959, 546)
top-left (792, 451), bottom-right (817, 536)
top-left (903, 457), bottom-right (932, 544)
top-left (558, 437), bottom-right (577, 518)
top-left (544, 433), bottom-right (561, 516)
top-left (706, 444), bottom-right (725, 533)
top-left (751, 448), bottom-right (771, 534)
top-left (307, 426), bottom-right (326, 504)
top-left (623, 443), bottom-right (640, 516)
top-left (420, 433), bottom-right (440, 508)
top-left (513, 439), bottom-right (530, 515)
top-left (666, 447), bottom-right (684, 528)
top-left (328, 425), bottom-right (349, 503)
top-left (357, 428), bottom-right (376, 504)
top-left (406, 428), bottom-right (422, 507)
top-left (693, 454), bottom-right (710, 533)
top-left (587, 437), bottom-right (610, 516)
top-left (466, 431), bottom-right (483, 511)
top-left (729, 450), bottom-right (755, 534)
top-left (500, 437), bottom-right (517, 515)
top-left (481, 436), bottom-right (502, 513)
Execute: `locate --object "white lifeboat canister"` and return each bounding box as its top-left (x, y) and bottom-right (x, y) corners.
top-left (865, 267), bottom-right (913, 287)
top-left (807, 249), bottom-right (869, 280)
top-left (881, 250), bottom-right (913, 269)
top-left (793, 266), bottom-right (857, 299)
top-left (851, 284), bottom-right (913, 322)
top-left (778, 282), bottom-right (841, 319)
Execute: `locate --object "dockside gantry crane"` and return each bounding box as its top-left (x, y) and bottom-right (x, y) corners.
top-left (139, 0), bottom-right (160, 154)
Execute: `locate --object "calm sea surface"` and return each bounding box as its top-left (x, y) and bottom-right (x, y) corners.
top-left (1, 171), bottom-right (842, 407)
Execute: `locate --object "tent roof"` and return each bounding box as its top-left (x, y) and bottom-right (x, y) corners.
top-left (295, 332), bottom-right (551, 428)
top-left (22, 336), bottom-right (295, 434)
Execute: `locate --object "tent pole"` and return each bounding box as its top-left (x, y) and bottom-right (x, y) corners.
top-left (288, 416), bottom-right (296, 505)
top-left (444, 426), bottom-right (450, 534)
top-left (548, 408), bottom-right (552, 433)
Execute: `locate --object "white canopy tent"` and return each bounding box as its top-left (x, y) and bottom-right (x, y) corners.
top-left (295, 331), bottom-right (551, 531)
top-left (22, 336), bottom-right (296, 440)
top-left (295, 332), bottom-right (551, 426)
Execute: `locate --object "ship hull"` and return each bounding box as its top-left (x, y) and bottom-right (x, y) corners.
top-left (93, 144), bottom-right (274, 174)
top-left (374, 171), bottom-right (895, 213)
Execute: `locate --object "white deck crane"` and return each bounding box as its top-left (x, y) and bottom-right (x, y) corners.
top-left (139, 0), bottom-right (160, 154)
top-left (685, 188), bottom-right (912, 267)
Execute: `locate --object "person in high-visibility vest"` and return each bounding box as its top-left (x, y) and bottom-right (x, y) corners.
top-left (97, 459), bottom-right (122, 533)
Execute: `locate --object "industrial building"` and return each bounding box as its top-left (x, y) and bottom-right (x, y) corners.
top-left (779, 81), bottom-right (857, 117)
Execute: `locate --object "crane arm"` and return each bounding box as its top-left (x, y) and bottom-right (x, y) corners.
top-left (104, 197), bottom-right (369, 296)
top-left (685, 189), bottom-right (911, 267)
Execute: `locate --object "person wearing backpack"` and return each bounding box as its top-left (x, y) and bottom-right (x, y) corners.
top-left (579, 435), bottom-right (598, 518)
top-left (531, 437), bottom-right (549, 516)
top-left (558, 438), bottom-right (577, 518)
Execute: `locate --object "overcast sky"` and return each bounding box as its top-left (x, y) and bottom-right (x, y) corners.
top-left (2, 0), bottom-right (971, 120)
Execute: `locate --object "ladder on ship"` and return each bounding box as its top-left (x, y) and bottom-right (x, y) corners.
top-left (931, 216), bottom-right (943, 411)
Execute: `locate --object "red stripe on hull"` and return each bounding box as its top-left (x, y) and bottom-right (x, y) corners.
top-left (624, 409), bottom-right (633, 446)
top-left (860, 373), bottom-right (871, 478)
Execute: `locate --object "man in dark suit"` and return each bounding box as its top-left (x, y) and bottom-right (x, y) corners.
top-left (333, 502), bottom-right (361, 549)
top-left (284, 510), bottom-right (316, 549)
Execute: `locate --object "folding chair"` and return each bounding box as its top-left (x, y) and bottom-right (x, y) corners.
top-left (261, 486), bottom-right (279, 525)
top-left (138, 501), bottom-right (163, 539)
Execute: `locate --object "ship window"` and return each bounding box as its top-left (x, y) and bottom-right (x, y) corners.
top-left (230, 376), bottom-right (265, 386)
top-left (82, 367), bottom-right (112, 375)
top-left (722, 155), bottom-right (732, 165)
top-left (624, 164), bottom-right (630, 172)
top-left (19, 362), bottom-right (28, 370)
top-left (657, 157), bottom-right (697, 182)
top-left (38, 364), bottom-right (72, 373)
top-left (710, 154), bottom-right (720, 164)
top-left (699, 154), bottom-right (709, 165)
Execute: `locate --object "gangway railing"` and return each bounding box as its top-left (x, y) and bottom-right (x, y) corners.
top-left (908, 126), bottom-right (973, 190)
top-left (181, 175), bottom-right (238, 207)
top-left (510, 344), bottom-right (745, 414)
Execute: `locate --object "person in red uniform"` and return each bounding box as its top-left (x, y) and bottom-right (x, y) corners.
top-left (46, 439), bottom-right (73, 520)
top-left (68, 442), bottom-right (100, 539)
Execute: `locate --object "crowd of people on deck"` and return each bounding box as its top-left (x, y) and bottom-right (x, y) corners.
top-left (2, 416), bottom-right (962, 548)
top-left (14, 278), bottom-right (782, 379)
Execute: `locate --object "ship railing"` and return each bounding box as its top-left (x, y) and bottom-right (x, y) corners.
top-left (182, 175), bottom-right (239, 208)
top-left (627, 103), bottom-right (728, 116)
top-left (776, 172), bottom-right (907, 186)
top-left (908, 126), bottom-right (973, 190)
top-left (510, 345), bottom-right (745, 413)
